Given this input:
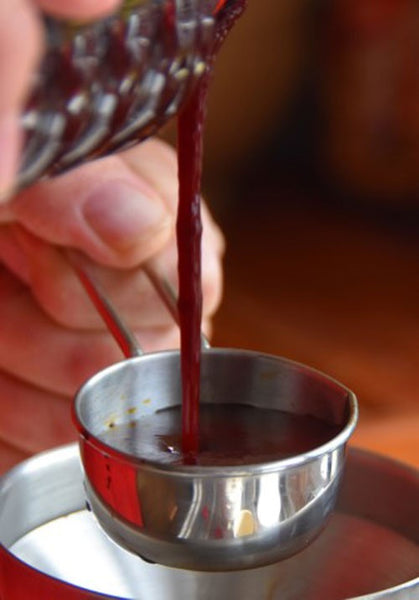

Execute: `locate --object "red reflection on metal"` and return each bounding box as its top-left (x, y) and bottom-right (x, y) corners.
top-left (215, 0), bottom-right (228, 11)
top-left (80, 437), bottom-right (144, 526)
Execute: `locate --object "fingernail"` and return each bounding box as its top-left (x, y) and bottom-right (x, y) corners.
top-left (83, 180), bottom-right (171, 251)
top-left (0, 114), bottom-right (20, 203)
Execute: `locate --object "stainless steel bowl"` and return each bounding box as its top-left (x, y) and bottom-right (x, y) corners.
top-left (1, 445), bottom-right (418, 599)
top-left (73, 349), bottom-right (358, 571)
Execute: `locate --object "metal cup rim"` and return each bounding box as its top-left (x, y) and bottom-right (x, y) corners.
top-left (73, 347), bottom-right (358, 476)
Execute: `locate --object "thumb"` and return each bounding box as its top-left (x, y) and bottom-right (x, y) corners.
top-left (7, 144), bottom-right (175, 268)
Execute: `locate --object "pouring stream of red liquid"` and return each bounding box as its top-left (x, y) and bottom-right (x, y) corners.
top-left (177, 0), bottom-right (247, 459)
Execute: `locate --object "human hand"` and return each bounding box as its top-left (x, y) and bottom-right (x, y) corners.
top-left (0, 1), bottom-right (224, 474)
top-left (0, 0), bottom-right (122, 200)
top-left (0, 136), bottom-right (224, 473)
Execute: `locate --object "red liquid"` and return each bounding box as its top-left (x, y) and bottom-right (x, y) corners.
top-left (177, 80), bottom-right (207, 459)
top-left (100, 404), bottom-right (342, 466)
top-left (177, 0), bottom-right (247, 459)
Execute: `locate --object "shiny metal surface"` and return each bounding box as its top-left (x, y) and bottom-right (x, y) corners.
top-left (18, 0), bottom-right (220, 190)
top-left (0, 445), bottom-right (418, 599)
top-left (73, 350), bottom-right (357, 570)
top-left (69, 250), bottom-right (210, 358)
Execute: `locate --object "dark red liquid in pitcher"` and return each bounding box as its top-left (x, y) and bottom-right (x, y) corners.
top-left (177, 0), bottom-right (248, 458)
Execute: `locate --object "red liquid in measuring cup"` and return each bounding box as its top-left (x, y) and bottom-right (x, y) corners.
top-left (101, 404), bottom-right (342, 466)
top-left (177, 0), bottom-right (247, 459)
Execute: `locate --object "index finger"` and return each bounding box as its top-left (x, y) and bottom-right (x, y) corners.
top-left (0, 0), bottom-right (42, 199)
top-left (0, 0), bottom-right (122, 201)
top-left (37, 0), bottom-right (122, 19)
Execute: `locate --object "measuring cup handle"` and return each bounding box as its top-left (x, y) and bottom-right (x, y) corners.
top-left (68, 250), bottom-right (143, 358)
top-left (68, 250), bottom-right (209, 359)
top-left (143, 260), bottom-right (210, 349)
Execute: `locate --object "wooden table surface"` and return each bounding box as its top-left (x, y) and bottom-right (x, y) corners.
top-left (212, 194), bottom-right (419, 468)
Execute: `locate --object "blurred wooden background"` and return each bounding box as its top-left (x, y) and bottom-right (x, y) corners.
top-left (196, 0), bottom-right (419, 468)
top-left (211, 195), bottom-right (418, 468)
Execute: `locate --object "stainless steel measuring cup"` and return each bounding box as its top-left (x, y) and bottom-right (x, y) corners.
top-left (71, 263), bottom-right (358, 572)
